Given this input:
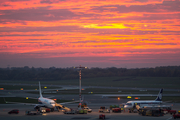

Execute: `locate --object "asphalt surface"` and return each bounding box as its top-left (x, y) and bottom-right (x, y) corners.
top-left (0, 94), bottom-right (179, 120)
top-left (0, 103), bottom-right (176, 120)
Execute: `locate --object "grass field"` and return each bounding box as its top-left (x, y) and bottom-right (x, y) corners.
top-left (0, 85), bottom-right (61, 90)
top-left (1, 77), bottom-right (180, 89)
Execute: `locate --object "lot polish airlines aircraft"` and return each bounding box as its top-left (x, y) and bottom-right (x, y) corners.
top-left (124, 89), bottom-right (163, 112)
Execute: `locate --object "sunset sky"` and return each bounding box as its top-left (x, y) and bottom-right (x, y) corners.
top-left (0, 0), bottom-right (180, 68)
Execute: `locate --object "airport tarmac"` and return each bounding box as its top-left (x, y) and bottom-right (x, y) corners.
top-left (0, 103), bottom-right (176, 120)
top-left (1, 94), bottom-right (179, 120)
top-left (0, 83), bottom-right (180, 120)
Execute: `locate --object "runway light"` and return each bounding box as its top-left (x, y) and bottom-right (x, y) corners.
top-left (21, 88), bottom-right (23, 90)
top-left (82, 89), bottom-right (84, 90)
top-left (0, 88), bottom-right (4, 90)
top-left (127, 96), bottom-right (132, 98)
top-left (44, 87), bottom-right (47, 88)
top-left (26, 97), bottom-right (28, 99)
top-left (118, 97), bottom-right (120, 100)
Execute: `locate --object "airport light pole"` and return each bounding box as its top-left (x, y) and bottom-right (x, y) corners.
top-left (75, 65), bottom-right (87, 109)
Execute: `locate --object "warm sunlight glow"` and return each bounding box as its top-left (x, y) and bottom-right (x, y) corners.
top-left (0, 0), bottom-right (179, 68)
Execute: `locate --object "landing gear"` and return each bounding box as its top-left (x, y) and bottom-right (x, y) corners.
top-left (51, 108), bottom-right (54, 112)
top-left (129, 109), bottom-right (134, 113)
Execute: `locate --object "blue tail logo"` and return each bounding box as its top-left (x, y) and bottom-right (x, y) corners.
top-left (155, 89), bottom-right (163, 101)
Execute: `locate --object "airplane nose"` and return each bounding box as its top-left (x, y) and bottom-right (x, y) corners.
top-left (124, 105), bottom-right (128, 108)
top-left (52, 104), bottom-right (55, 107)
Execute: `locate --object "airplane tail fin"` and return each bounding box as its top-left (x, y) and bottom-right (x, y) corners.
top-left (155, 89), bottom-right (163, 101)
top-left (39, 81), bottom-right (43, 98)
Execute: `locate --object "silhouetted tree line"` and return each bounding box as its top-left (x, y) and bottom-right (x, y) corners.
top-left (0, 66), bottom-right (180, 81)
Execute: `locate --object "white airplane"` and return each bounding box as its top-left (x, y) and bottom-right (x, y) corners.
top-left (4, 82), bottom-right (77, 111)
top-left (34, 82), bottom-right (80, 111)
top-left (124, 89), bottom-right (163, 112)
top-left (34, 81), bottom-right (56, 111)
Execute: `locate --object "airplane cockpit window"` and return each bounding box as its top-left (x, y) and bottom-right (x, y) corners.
top-left (50, 102), bottom-right (55, 104)
top-left (126, 103), bottom-right (132, 106)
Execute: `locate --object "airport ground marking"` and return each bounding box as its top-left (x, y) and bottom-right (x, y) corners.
top-left (166, 117), bottom-right (172, 120)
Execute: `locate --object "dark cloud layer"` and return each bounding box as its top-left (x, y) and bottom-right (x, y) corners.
top-left (91, 0), bottom-right (180, 13)
top-left (1, 1), bottom-right (180, 22)
top-left (0, 51), bottom-right (180, 68)
top-left (0, 7), bottom-right (76, 21)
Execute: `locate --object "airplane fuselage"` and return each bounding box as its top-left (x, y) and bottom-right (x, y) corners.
top-left (124, 89), bottom-right (163, 110)
top-left (38, 97), bottom-right (56, 108)
top-left (124, 100), bottom-right (162, 109)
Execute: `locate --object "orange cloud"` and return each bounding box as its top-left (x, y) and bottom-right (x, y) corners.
top-left (0, 0), bottom-right (180, 68)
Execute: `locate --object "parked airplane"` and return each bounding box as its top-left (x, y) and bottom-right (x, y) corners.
top-left (4, 82), bottom-right (78, 111)
top-left (34, 81), bottom-right (57, 111)
top-left (124, 89), bottom-right (163, 112)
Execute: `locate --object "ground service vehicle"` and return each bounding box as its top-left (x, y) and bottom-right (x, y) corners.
top-left (99, 114), bottom-right (105, 119)
top-left (139, 108), bottom-right (164, 117)
top-left (112, 108), bottom-right (121, 113)
top-left (163, 109), bottom-right (176, 115)
top-left (8, 109), bottom-right (19, 114)
top-left (138, 108), bottom-right (146, 116)
top-left (110, 105), bottom-right (119, 110)
top-left (39, 107), bottom-right (50, 113)
top-left (25, 110), bottom-right (41, 115)
top-left (84, 107), bottom-right (92, 112)
top-left (145, 109), bottom-right (164, 117)
top-left (99, 107), bottom-right (110, 113)
top-left (173, 114), bottom-right (180, 119)
top-left (63, 110), bottom-right (76, 114)
top-left (168, 110), bottom-right (176, 115)
top-left (77, 109), bottom-right (87, 114)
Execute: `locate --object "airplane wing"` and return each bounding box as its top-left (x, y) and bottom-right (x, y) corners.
top-left (26, 96), bottom-right (54, 99)
top-left (3, 97), bottom-right (39, 106)
top-left (5, 101), bottom-right (38, 105)
top-left (58, 98), bottom-right (83, 104)
top-left (58, 100), bottom-right (79, 104)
